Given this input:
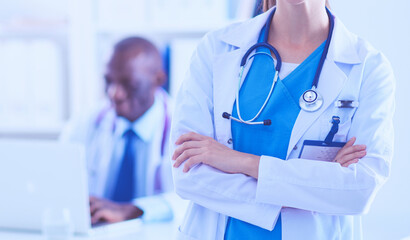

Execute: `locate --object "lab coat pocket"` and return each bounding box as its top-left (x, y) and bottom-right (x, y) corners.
top-left (320, 107), bottom-right (357, 142)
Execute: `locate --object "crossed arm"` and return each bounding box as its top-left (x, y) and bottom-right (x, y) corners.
top-left (172, 132), bottom-right (366, 178)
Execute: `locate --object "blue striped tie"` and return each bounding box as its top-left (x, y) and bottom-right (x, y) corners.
top-left (111, 129), bottom-right (137, 202)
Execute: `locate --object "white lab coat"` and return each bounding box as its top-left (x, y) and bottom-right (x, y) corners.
top-left (60, 89), bottom-right (174, 221)
top-left (170, 8), bottom-right (395, 240)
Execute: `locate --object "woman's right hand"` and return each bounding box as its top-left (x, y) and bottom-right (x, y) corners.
top-left (333, 137), bottom-right (366, 167)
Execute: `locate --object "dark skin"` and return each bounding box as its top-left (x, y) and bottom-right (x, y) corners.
top-left (90, 49), bottom-right (165, 224)
top-left (89, 196), bottom-right (143, 224)
top-left (105, 51), bottom-right (165, 122)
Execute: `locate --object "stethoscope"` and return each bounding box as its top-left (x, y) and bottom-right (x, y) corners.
top-left (223, 7), bottom-right (335, 126)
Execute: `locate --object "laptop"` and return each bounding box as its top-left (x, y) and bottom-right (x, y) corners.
top-left (0, 139), bottom-right (141, 236)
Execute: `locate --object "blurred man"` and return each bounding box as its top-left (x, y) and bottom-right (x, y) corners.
top-left (60, 37), bottom-right (173, 224)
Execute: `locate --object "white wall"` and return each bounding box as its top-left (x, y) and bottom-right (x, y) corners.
top-left (331, 1), bottom-right (410, 239)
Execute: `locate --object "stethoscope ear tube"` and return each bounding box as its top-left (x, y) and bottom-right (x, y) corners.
top-left (241, 42), bottom-right (282, 72)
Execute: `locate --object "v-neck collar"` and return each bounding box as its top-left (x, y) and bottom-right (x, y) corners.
top-left (279, 40), bottom-right (327, 82)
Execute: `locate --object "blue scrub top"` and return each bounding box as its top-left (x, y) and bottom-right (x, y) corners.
top-left (224, 25), bottom-right (326, 239)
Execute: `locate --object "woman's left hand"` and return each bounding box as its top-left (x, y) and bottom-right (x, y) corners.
top-left (172, 132), bottom-right (260, 178)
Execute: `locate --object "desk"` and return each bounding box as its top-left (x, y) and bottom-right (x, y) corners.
top-left (0, 221), bottom-right (179, 240)
top-left (0, 194), bottom-right (189, 240)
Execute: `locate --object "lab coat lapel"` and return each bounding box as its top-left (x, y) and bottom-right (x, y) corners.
top-left (286, 17), bottom-right (362, 158)
top-left (97, 128), bottom-right (115, 196)
top-left (213, 9), bottom-right (274, 145)
top-left (89, 114), bottom-right (116, 197)
top-left (213, 48), bottom-right (244, 145)
top-left (286, 60), bottom-right (346, 158)
top-left (218, 8), bottom-right (274, 49)
top-left (213, 10), bottom-right (361, 157)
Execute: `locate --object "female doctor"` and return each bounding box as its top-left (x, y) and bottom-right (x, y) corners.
top-left (171, 0), bottom-right (395, 239)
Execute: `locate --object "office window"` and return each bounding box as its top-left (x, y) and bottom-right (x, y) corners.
top-left (0, 39), bottom-right (65, 131)
top-left (0, 0), bottom-right (68, 137)
top-left (0, 0), bottom-right (255, 138)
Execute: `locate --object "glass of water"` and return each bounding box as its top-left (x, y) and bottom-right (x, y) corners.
top-left (42, 208), bottom-right (74, 240)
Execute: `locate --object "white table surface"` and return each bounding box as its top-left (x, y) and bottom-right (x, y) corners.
top-left (0, 221), bottom-right (179, 240)
top-left (0, 193), bottom-right (189, 240)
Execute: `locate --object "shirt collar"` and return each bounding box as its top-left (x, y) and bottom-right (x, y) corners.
top-left (218, 7), bottom-right (361, 65)
top-left (114, 95), bottom-right (162, 143)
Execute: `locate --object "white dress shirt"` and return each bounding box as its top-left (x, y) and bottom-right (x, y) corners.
top-left (60, 89), bottom-right (174, 222)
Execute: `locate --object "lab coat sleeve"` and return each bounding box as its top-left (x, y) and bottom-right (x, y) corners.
top-left (171, 33), bottom-right (281, 230)
top-left (255, 52), bottom-right (395, 215)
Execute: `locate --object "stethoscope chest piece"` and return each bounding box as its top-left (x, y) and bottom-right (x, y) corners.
top-left (299, 89), bottom-right (323, 112)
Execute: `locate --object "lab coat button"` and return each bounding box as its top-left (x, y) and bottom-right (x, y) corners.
top-left (227, 138), bottom-right (233, 144)
top-left (293, 145), bottom-right (298, 150)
